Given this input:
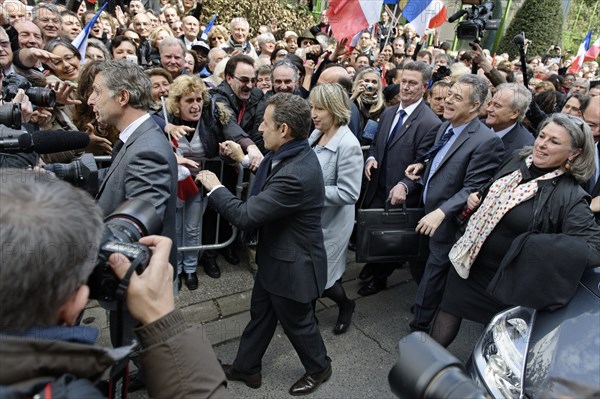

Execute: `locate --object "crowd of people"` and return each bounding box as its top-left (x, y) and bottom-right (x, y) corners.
top-left (1, 0), bottom-right (600, 397)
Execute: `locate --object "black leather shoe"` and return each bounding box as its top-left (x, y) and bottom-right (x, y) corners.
top-left (333, 300), bottom-right (355, 335)
top-left (357, 279), bottom-right (386, 297)
top-left (183, 272), bottom-right (199, 290)
top-left (358, 264), bottom-right (374, 281)
top-left (220, 247), bottom-right (240, 265)
top-left (289, 364), bottom-right (332, 396)
top-left (202, 257), bottom-right (221, 279)
top-left (347, 240), bottom-right (357, 252)
top-left (222, 364), bottom-right (262, 389)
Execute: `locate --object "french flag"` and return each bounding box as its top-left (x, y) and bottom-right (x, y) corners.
top-left (327, 0), bottom-right (384, 40)
top-left (72, 2), bottom-right (108, 63)
top-left (569, 29), bottom-right (593, 74)
top-left (402, 0), bottom-right (447, 37)
top-left (584, 36), bottom-right (600, 62)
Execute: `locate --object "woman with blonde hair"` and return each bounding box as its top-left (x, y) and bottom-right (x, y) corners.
top-left (351, 67), bottom-right (386, 144)
top-left (309, 83), bottom-right (363, 334)
top-left (153, 75), bottom-right (255, 287)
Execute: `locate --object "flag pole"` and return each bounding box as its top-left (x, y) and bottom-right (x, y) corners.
top-left (383, 3), bottom-right (399, 49)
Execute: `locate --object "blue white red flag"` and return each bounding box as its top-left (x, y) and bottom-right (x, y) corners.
top-left (200, 13), bottom-right (218, 41)
top-left (569, 29), bottom-right (593, 74)
top-left (72, 2), bottom-right (108, 63)
top-left (402, 0), bottom-right (447, 37)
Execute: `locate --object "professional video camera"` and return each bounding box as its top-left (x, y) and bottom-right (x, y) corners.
top-left (388, 332), bottom-right (489, 399)
top-left (2, 73), bottom-right (56, 108)
top-left (88, 199), bottom-right (162, 302)
top-left (448, 1), bottom-right (500, 41)
top-left (43, 153), bottom-right (99, 195)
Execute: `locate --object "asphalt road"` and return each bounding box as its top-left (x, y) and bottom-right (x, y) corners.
top-left (213, 267), bottom-right (484, 399)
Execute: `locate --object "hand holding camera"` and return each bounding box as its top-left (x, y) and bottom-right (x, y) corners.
top-left (109, 235), bottom-right (175, 326)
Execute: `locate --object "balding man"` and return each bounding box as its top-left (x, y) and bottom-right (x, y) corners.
top-left (317, 64), bottom-right (362, 137)
top-left (201, 47), bottom-right (226, 79)
top-left (132, 12), bottom-right (152, 67)
top-left (162, 6), bottom-right (179, 26)
top-left (180, 16), bottom-right (200, 49)
top-left (13, 20), bottom-right (43, 49)
top-left (485, 83), bottom-right (534, 160)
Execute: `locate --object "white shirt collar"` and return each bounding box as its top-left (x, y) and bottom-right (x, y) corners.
top-left (493, 123), bottom-right (517, 139)
top-left (119, 113), bottom-right (151, 143)
top-left (398, 98), bottom-right (422, 118)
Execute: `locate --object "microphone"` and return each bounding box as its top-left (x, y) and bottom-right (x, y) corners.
top-left (0, 130), bottom-right (90, 154)
top-left (513, 33), bottom-right (525, 46)
top-left (448, 9), bottom-right (468, 23)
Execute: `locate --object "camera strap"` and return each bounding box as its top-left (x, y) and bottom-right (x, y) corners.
top-left (115, 255), bottom-right (145, 301)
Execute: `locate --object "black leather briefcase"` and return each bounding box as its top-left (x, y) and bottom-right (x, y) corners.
top-left (356, 201), bottom-right (429, 263)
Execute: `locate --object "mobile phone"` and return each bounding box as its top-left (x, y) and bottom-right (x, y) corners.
top-left (125, 55), bottom-right (138, 64)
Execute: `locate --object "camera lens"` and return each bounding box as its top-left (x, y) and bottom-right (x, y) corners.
top-left (25, 87), bottom-right (56, 108)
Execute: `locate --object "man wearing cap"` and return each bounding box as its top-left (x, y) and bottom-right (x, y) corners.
top-left (190, 39), bottom-right (210, 70)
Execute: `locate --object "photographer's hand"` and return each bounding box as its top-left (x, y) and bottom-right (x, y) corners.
top-left (109, 236), bottom-right (175, 325)
top-left (12, 89), bottom-right (33, 123)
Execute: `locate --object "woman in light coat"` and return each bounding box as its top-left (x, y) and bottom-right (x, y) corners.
top-left (308, 83), bottom-right (363, 334)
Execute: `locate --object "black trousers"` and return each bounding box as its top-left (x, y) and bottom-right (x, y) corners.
top-left (233, 277), bottom-right (330, 375)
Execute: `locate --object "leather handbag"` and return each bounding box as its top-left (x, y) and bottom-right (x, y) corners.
top-left (356, 200), bottom-right (429, 263)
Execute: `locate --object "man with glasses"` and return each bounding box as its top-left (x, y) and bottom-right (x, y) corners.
top-left (132, 12), bottom-right (152, 67)
top-left (32, 4), bottom-right (60, 44)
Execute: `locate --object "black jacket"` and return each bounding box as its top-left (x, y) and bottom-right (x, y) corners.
top-left (482, 154), bottom-right (600, 309)
top-left (211, 82), bottom-right (267, 153)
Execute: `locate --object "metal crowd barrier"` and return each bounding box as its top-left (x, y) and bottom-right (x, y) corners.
top-left (94, 156), bottom-right (251, 255)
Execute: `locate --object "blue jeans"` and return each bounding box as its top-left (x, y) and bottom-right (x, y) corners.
top-left (175, 192), bottom-right (206, 274)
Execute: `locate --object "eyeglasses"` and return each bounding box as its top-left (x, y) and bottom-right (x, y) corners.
top-left (234, 75), bottom-right (257, 84)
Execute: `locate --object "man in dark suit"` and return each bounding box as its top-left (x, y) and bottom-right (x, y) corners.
top-left (197, 93), bottom-right (332, 396)
top-left (485, 82), bottom-right (534, 160)
top-left (358, 61), bottom-right (441, 296)
top-left (89, 60), bottom-right (177, 390)
top-left (405, 74), bottom-right (505, 332)
top-left (582, 95), bottom-right (600, 223)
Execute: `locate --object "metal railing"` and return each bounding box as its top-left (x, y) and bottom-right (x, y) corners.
top-left (95, 156), bottom-right (252, 255)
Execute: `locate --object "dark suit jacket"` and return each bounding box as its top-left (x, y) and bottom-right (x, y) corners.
top-left (96, 117), bottom-right (178, 265)
top-left (208, 144), bottom-right (328, 303)
top-left (498, 122), bottom-right (534, 161)
top-left (416, 118), bottom-right (504, 242)
top-left (364, 101), bottom-right (441, 208)
top-left (586, 144), bottom-right (600, 223)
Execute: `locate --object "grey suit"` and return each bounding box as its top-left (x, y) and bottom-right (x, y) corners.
top-left (96, 116), bottom-right (178, 349)
top-left (410, 117), bottom-right (504, 331)
top-left (208, 143), bottom-right (330, 375)
top-left (97, 117), bottom-right (178, 264)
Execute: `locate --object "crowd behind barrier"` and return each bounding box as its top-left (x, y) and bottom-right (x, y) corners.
top-left (0, 1), bottom-right (599, 397)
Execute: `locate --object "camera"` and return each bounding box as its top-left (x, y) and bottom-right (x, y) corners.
top-left (388, 332), bottom-right (488, 398)
top-left (449, 1), bottom-right (500, 41)
top-left (365, 83), bottom-right (375, 92)
top-left (0, 103), bottom-right (22, 129)
top-left (43, 153), bottom-right (99, 195)
top-left (88, 199), bottom-right (162, 301)
top-left (3, 73), bottom-right (56, 108)
top-left (432, 66), bottom-right (451, 83)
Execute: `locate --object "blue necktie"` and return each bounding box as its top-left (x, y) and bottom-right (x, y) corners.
top-left (417, 128), bottom-right (455, 163)
top-left (387, 109), bottom-right (406, 146)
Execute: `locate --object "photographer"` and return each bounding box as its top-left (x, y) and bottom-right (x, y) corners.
top-left (0, 169), bottom-right (227, 398)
